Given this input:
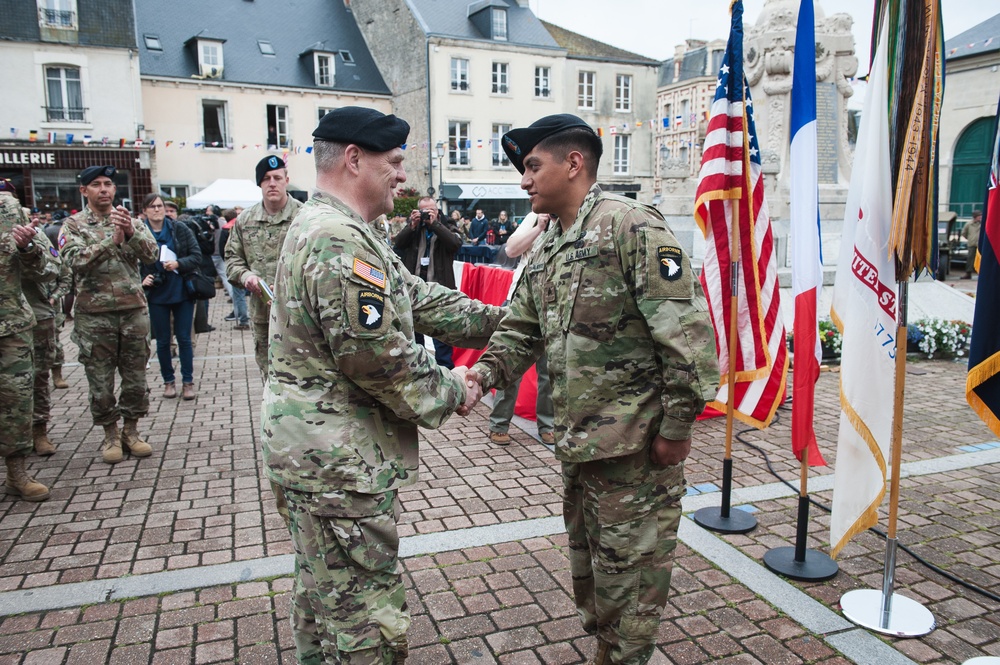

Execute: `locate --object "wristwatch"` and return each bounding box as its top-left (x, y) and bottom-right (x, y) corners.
top-left (18, 240), bottom-right (35, 253)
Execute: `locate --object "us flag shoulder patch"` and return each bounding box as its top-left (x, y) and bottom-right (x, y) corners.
top-left (353, 257), bottom-right (386, 289)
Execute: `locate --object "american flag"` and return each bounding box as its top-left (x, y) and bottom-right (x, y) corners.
top-left (353, 258), bottom-right (386, 289)
top-left (694, 0), bottom-right (787, 428)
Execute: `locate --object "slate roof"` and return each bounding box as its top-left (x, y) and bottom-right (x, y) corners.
top-left (134, 0), bottom-right (389, 95)
top-left (945, 12), bottom-right (1000, 61)
top-left (539, 20), bottom-right (659, 66)
top-left (407, 0), bottom-right (560, 48)
top-left (659, 46), bottom-right (711, 87)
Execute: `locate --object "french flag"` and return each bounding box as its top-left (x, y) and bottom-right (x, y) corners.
top-left (790, 0), bottom-right (826, 465)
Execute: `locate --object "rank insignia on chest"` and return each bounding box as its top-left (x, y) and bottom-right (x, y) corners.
top-left (353, 257), bottom-right (386, 289)
top-left (358, 291), bottom-right (385, 329)
top-left (658, 246), bottom-right (682, 281)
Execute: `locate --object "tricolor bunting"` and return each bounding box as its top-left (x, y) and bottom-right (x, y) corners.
top-left (694, 0), bottom-right (787, 428)
top-left (967, 92), bottom-right (1000, 436)
top-left (789, 0), bottom-right (826, 466)
top-left (828, 13), bottom-right (894, 557)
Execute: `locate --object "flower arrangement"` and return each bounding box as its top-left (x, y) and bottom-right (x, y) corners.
top-left (818, 319), bottom-right (843, 356)
top-left (906, 319), bottom-right (972, 359)
top-left (786, 319), bottom-right (843, 358)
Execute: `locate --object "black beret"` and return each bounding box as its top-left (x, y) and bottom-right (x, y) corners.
top-left (312, 106), bottom-right (410, 152)
top-left (78, 165), bottom-right (116, 186)
top-left (502, 114), bottom-right (600, 174)
top-left (255, 155), bottom-right (285, 186)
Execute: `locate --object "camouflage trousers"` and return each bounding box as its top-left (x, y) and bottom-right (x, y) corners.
top-left (31, 318), bottom-right (57, 425)
top-left (250, 310), bottom-right (270, 378)
top-left (0, 331), bottom-right (34, 459)
top-left (562, 448), bottom-right (685, 665)
top-left (72, 310), bottom-right (150, 426)
top-left (53, 310), bottom-right (66, 367)
top-left (283, 486), bottom-right (409, 665)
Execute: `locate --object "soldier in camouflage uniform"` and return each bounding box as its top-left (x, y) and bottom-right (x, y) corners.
top-left (468, 115), bottom-right (720, 665)
top-left (225, 155), bottom-right (303, 378)
top-left (59, 166), bottom-right (158, 464)
top-left (262, 107), bottom-right (502, 665)
top-left (0, 179), bottom-right (58, 501)
top-left (21, 215), bottom-right (71, 455)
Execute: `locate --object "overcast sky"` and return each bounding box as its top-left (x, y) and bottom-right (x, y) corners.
top-left (528, 0), bottom-right (999, 77)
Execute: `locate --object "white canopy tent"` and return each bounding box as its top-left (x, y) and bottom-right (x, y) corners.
top-left (185, 179), bottom-right (262, 209)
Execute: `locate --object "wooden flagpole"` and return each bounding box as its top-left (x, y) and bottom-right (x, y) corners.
top-left (694, 200), bottom-right (757, 534)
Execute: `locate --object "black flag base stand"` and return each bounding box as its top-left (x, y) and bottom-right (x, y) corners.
top-left (763, 496), bottom-right (838, 582)
top-left (693, 459), bottom-right (757, 534)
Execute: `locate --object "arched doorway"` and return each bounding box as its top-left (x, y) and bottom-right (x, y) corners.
top-left (950, 117), bottom-right (993, 218)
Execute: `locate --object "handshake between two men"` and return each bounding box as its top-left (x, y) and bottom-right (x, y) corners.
top-left (454, 367), bottom-right (691, 467)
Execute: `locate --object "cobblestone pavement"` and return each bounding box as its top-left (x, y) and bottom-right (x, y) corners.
top-left (0, 296), bottom-right (997, 664)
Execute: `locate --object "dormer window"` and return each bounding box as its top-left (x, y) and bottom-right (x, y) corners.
top-left (187, 36), bottom-right (226, 79)
top-left (315, 53), bottom-right (334, 87)
top-left (491, 7), bottom-right (507, 41)
top-left (37, 0), bottom-right (77, 30)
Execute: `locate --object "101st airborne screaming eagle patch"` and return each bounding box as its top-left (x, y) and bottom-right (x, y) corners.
top-left (658, 246), bottom-right (683, 281)
top-left (358, 290), bottom-right (385, 330)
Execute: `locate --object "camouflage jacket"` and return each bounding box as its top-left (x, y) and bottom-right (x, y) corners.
top-left (58, 207), bottom-right (158, 314)
top-left (473, 185), bottom-right (720, 463)
top-left (224, 196), bottom-right (302, 323)
top-left (1, 195), bottom-right (59, 337)
top-left (261, 191), bottom-right (505, 494)
top-left (21, 231), bottom-right (69, 322)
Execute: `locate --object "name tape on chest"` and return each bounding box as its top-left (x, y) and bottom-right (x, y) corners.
top-left (353, 257), bottom-right (386, 290)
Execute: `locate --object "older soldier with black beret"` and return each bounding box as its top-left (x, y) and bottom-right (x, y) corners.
top-left (262, 106), bottom-right (503, 664)
top-left (466, 114), bottom-right (720, 665)
top-left (58, 166), bottom-right (158, 464)
top-left (225, 154), bottom-right (303, 377)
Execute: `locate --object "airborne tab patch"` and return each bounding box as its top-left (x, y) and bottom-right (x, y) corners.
top-left (658, 246), bottom-right (683, 281)
top-left (358, 290), bottom-right (385, 330)
top-left (353, 257), bottom-right (386, 289)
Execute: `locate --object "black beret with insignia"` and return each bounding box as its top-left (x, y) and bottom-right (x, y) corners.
top-left (78, 165), bottom-right (117, 186)
top-left (255, 155), bottom-right (285, 186)
top-left (312, 106), bottom-right (410, 153)
top-left (502, 114), bottom-right (601, 174)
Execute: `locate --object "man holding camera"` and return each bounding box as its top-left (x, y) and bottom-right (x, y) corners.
top-left (393, 196), bottom-right (462, 368)
top-left (225, 155), bottom-right (303, 377)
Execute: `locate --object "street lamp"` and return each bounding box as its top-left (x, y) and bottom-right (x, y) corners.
top-left (435, 141), bottom-right (445, 205)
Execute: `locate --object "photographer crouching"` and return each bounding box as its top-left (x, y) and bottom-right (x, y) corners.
top-left (140, 194), bottom-right (203, 400)
top-left (393, 196), bottom-right (462, 368)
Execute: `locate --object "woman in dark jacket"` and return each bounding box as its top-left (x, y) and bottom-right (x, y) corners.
top-left (139, 194), bottom-right (202, 400)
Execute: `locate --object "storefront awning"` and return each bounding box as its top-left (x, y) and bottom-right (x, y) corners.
top-left (440, 183), bottom-right (529, 200)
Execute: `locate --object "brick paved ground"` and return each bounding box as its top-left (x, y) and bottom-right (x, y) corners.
top-left (0, 296), bottom-right (996, 663)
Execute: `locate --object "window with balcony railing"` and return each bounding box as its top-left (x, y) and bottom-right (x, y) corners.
top-left (37, 0), bottom-right (77, 29)
top-left (45, 66), bottom-right (85, 122)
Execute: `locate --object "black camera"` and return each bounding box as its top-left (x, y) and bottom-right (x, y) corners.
top-left (149, 272), bottom-right (165, 289)
top-left (419, 209), bottom-right (431, 223)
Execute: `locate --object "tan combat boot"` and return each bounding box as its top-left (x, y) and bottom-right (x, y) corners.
top-left (588, 640), bottom-right (611, 665)
top-left (33, 423), bottom-right (56, 456)
top-left (121, 419), bottom-right (152, 458)
top-left (4, 456), bottom-right (50, 502)
top-left (51, 366), bottom-right (69, 389)
top-left (102, 423), bottom-right (123, 464)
